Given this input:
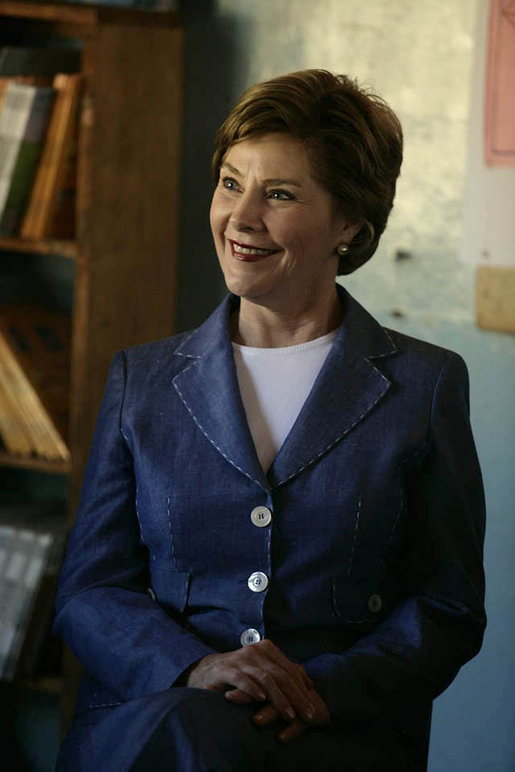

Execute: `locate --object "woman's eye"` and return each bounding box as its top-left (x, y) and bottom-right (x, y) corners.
top-left (221, 177), bottom-right (239, 191)
top-left (269, 189), bottom-right (294, 201)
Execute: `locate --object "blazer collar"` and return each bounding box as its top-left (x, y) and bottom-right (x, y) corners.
top-left (173, 285), bottom-right (398, 491)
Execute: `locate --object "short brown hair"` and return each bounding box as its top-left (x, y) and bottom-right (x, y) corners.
top-left (212, 69), bottom-right (403, 274)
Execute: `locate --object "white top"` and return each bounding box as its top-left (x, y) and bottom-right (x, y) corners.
top-left (232, 330), bottom-right (337, 471)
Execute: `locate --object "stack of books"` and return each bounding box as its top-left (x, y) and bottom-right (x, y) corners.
top-left (0, 45), bottom-right (82, 240)
top-left (0, 305), bottom-right (71, 463)
top-left (0, 501), bottom-right (67, 681)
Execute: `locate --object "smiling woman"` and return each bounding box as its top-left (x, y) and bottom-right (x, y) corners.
top-left (53, 70), bottom-right (485, 771)
top-left (210, 133), bottom-right (359, 345)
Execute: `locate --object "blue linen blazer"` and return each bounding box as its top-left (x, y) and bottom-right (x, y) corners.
top-left (54, 285), bottom-right (486, 760)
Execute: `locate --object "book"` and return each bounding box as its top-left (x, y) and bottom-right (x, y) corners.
top-left (48, 136), bottom-right (77, 240)
top-left (0, 305), bottom-right (71, 462)
top-left (21, 74), bottom-right (82, 241)
top-left (0, 366), bottom-right (34, 456)
top-left (0, 501), bottom-right (67, 681)
top-left (0, 81), bottom-right (55, 236)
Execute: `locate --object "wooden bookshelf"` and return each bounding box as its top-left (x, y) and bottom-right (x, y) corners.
top-left (0, 0), bottom-right (183, 723)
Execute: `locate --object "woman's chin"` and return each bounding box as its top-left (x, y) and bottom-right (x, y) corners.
top-left (222, 273), bottom-right (272, 301)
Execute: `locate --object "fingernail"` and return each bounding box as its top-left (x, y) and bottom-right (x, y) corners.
top-left (286, 708), bottom-right (295, 721)
top-left (258, 692), bottom-right (266, 701)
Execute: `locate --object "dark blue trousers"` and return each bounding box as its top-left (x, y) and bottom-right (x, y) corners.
top-left (56, 687), bottom-right (413, 771)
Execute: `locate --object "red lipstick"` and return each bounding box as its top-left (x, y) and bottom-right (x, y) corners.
top-left (229, 239), bottom-right (279, 262)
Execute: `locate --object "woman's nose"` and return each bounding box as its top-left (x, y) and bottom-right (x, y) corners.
top-left (229, 190), bottom-right (264, 232)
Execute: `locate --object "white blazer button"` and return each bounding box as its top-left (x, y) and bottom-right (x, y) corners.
top-left (250, 506), bottom-right (272, 527)
top-left (248, 571), bottom-right (269, 592)
top-left (368, 594), bottom-right (382, 613)
top-left (240, 628), bottom-right (261, 646)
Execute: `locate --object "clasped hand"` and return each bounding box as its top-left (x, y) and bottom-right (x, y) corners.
top-left (184, 639), bottom-right (330, 742)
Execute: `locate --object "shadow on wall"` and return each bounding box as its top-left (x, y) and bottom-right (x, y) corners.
top-left (178, 1), bottom-right (245, 332)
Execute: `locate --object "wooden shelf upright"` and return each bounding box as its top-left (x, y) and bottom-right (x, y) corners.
top-left (0, 0), bottom-right (183, 722)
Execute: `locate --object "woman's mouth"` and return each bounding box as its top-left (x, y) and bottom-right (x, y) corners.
top-left (229, 239), bottom-right (280, 262)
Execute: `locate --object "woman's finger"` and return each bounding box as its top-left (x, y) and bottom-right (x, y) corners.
top-left (252, 640), bottom-right (310, 692)
top-left (219, 666), bottom-right (268, 701)
top-left (239, 646), bottom-right (316, 721)
top-left (241, 667), bottom-right (295, 722)
top-left (260, 646), bottom-right (315, 712)
top-left (241, 663), bottom-right (315, 723)
top-left (223, 688), bottom-right (256, 705)
top-left (191, 656), bottom-right (267, 702)
top-left (252, 703), bottom-right (279, 727)
top-left (185, 644), bottom-right (316, 721)
top-left (277, 718), bottom-right (306, 743)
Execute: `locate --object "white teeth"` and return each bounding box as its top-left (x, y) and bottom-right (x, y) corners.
top-left (233, 245), bottom-right (274, 255)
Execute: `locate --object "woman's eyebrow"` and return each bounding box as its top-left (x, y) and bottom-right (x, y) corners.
top-left (220, 161), bottom-right (241, 175)
top-left (263, 178), bottom-right (302, 188)
top-left (220, 162), bottom-right (302, 188)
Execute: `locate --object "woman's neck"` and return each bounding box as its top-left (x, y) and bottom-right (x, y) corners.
top-left (232, 289), bottom-right (343, 348)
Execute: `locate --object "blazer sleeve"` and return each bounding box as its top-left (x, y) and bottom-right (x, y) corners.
top-left (303, 352), bottom-right (486, 726)
top-left (53, 351), bottom-right (216, 701)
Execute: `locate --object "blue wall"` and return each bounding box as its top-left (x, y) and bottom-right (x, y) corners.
top-left (349, 299), bottom-right (515, 771)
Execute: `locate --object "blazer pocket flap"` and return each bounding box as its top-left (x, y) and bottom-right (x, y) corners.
top-left (150, 568), bottom-right (190, 613)
top-left (332, 577), bottom-right (384, 624)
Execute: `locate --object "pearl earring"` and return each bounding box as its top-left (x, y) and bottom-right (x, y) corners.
top-left (337, 244), bottom-right (349, 256)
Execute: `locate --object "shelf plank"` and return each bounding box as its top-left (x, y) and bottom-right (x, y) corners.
top-left (0, 1), bottom-right (97, 24)
top-left (0, 237), bottom-right (77, 260)
top-left (0, 451), bottom-right (70, 475)
top-left (0, 0), bottom-right (180, 27)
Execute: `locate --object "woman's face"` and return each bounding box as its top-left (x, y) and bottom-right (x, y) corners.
top-left (210, 133), bottom-right (356, 312)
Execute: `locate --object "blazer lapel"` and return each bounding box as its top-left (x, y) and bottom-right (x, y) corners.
top-left (267, 286), bottom-right (398, 488)
top-left (172, 296), bottom-right (269, 491)
top-left (173, 287), bottom-right (398, 492)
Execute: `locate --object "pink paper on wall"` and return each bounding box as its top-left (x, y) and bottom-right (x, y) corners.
top-left (485, 0), bottom-right (515, 166)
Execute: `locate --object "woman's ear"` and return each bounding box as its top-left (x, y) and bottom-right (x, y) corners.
top-left (340, 219), bottom-right (362, 245)
top-left (336, 220), bottom-right (377, 275)
top-left (334, 219), bottom-right (362, 255)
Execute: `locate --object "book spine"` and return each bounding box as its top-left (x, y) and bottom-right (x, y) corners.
top-left (0, 366), bottom-right (35, 455)
top-left (0, 83), bottom-right (55, 236)
top-left (0, 331), bottom-right (70, 461)
top-left (0, 82), bottom-right (36, 213)
top-left (0, 526), bottom-right (52, 680)
top-left (21, 74), bottom-right (82, 241)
